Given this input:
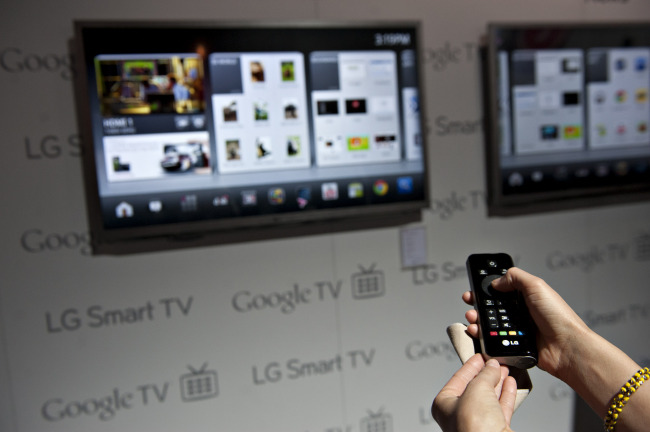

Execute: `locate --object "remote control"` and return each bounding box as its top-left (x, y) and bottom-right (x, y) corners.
top-left (466, 253), bottom-right (537, 369)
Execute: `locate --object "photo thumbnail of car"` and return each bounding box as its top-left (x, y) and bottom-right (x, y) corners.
top-left (160, 141), bottom-right (210, 172)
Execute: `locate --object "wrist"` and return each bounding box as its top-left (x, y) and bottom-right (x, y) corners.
top-left (555, 327), bottom-right (641, 419)
top-left (554, 322), bottom-right (594, 385)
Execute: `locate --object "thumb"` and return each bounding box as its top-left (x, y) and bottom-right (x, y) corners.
top-left (490, 267), bottom-right (525, 293)
top-left (468, 359), bottom-right (502, 390)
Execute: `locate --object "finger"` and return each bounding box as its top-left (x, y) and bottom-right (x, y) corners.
top-left (468, 358), bottom-right (502, 391)
top-left (465, 309), bottom-right (477, 324)
top-left (491, 267), bottom-right (536, 292)
top-left (493, 364), bottom-right (509, 396)
top-left (466, 323), bottom-right (479, 338)
top-left (450, 359), bottom-right (510, 432)
top-left (499, 376), bottom-right (518, 425)
top-left (438, 354), bottom-right (486, 397)
top-left (462, 291), bottom-right (473, 305)
top-left (432, 354), bottom-right (486, 424)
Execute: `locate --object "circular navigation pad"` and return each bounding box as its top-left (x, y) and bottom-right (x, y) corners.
top-left (481, 274), bottom-right (501, 296)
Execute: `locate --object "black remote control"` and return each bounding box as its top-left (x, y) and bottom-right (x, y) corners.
top-left (466, 253), bottom-right (537, 369)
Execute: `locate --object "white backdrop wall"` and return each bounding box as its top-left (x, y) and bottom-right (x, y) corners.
top-left (1, 0), bottom-right (650, 431)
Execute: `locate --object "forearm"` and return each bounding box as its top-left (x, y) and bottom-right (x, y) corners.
top-left (561, 328), bottom-right (648, 432)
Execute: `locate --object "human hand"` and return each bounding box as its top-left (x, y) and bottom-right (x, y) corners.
top-left (462, 267), bottom-right (590, 380)
top-left (462, 267), bottom-right (648, 431)
top-left (432, 353), bottom-right (517, 432)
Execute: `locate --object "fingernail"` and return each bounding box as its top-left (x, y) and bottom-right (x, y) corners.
top-left (486, 359), bottom-right (500, 368)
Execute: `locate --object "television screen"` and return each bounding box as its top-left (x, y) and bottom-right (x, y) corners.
top-left (483, 22), bottom-right (650, 216)
top-left (74, 21), bottom-right (428, 254)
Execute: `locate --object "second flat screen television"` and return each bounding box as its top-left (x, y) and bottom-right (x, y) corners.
top-left (484, 22), bottom-right (650, 216)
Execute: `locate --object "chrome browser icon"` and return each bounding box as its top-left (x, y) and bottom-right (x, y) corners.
top-left (373, 179), bottom-right (389, 196)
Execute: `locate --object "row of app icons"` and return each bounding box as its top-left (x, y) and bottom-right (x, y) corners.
top-left (592, 87), bottom-right (648, 105)
top-left (594, 121), bottom-right (648, 137)
top-left (113, 176), bottom-right (416, 219)
top-left (506, 160), bottom-right (649, 188)
top-left (516, 87), bottom-right (648, 112)
top-left (612, 56), bottom-right (647, 72)
top-left (539, 121), bottom-right (648, 140)
top-left (539, 124), bottom-right (582, 140)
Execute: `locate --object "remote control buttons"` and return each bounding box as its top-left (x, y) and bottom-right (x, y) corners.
top-left (480, 274), bottom-right (501, 296)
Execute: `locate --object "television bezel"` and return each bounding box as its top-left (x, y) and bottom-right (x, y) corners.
top-left (73, 20), bottom-right (430, 254)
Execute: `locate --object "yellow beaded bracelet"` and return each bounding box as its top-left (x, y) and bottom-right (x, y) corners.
top-left (604, 367), bottom-right (650, 431)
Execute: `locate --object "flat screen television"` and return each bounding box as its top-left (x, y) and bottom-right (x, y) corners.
top-left (73, 21), bottom-right (428, 254)
top-left (483, 22), bottom-right (650, 216)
